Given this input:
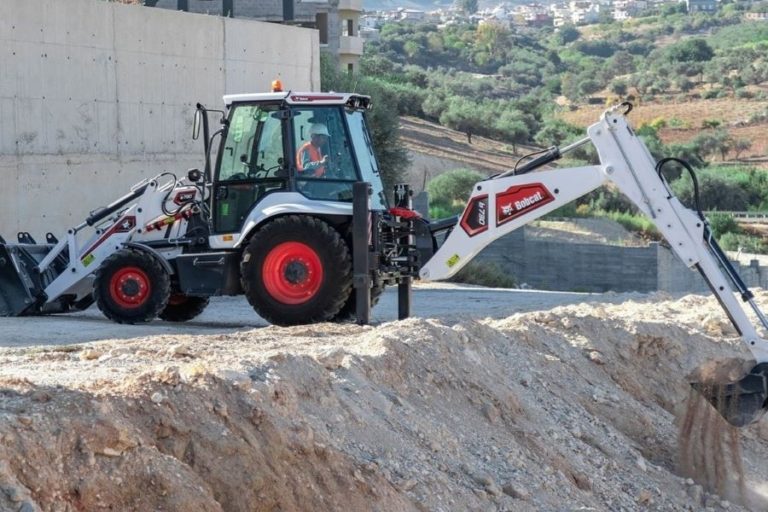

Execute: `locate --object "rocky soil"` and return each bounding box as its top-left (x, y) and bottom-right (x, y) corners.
top-left (0, 292), bottom-right (767, 511)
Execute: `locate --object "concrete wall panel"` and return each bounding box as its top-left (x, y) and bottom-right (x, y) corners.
top-left (1, 0), bottom-right (318, 237)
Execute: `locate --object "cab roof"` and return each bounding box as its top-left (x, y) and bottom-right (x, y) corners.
top-left (223, 91), bottom-right (371, 108)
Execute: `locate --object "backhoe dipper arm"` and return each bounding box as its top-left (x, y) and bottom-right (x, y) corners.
top-left (420, 105), bottom-right (768, 365)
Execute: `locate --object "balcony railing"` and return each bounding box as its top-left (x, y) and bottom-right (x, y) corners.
top-left (339, 35), bottom-right (364, 56)
top-left (338, 0), bottom-right (363, 11)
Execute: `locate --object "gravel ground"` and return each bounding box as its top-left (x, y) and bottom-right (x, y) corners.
top-left (0, 284), bottom-right (625, 348)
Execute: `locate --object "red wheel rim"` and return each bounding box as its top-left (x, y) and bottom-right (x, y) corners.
top-left (262, 242), bottom-right (324, 305)
top-left (109, 266), bottom-right (151, 309)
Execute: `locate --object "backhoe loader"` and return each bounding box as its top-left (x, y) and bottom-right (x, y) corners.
top-left (0, 90), bottom-right (765, 428)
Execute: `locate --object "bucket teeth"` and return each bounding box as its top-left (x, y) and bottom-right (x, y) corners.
top-left (690, 362), bottom-right (768, 427)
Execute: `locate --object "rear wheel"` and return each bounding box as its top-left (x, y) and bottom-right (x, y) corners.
top-left (94, 249), bottom-right (170, 324)
top-left (159, 294), bottom-right (210, 322)
top-left (241, 215), bottom-right (352, 326)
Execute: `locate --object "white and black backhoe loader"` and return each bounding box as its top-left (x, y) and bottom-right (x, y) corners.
top-left (0, 92), bottom-right (765, 428)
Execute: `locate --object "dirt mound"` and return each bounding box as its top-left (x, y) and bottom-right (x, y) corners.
top-left (0, 294), bottom-right (767, 511)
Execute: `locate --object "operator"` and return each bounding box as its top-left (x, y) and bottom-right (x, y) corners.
top-left (296, 123), bottom-right (330, 178)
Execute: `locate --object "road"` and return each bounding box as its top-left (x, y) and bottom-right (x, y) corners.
top-left (0, 284), bottom-right (635, 348)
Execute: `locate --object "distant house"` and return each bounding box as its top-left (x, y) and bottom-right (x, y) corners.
top-left (399, 8), bottom-right (426, 22)
top-left (685, 0), bottom-right (718, 13)
top-left (745, 11), bottom-right (768, 20)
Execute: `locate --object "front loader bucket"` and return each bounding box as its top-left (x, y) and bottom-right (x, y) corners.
top-left (690, 361), bottom-right (768, 427)
top-left (0, 244), bottom-right (45, 316)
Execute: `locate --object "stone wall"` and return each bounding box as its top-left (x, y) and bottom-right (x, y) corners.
top-left (474, 229), bottom-right (768, 293)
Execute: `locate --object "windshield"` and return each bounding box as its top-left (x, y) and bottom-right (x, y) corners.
top-left (346, 110), bottom-right (387, 210)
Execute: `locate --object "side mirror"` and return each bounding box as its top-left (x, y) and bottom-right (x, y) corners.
top-left (192, 109), bottom-right (202, 140)
top-left (187, 168), bottom-right (203, 182)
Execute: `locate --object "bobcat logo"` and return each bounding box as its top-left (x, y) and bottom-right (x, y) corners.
top-left (501, 203), bottom-right (513, 216)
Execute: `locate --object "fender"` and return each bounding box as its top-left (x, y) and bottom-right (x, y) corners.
top-left (123, 242), bottom-right (174, 275)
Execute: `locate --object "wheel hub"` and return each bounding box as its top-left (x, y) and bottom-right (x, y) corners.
top-left (284, 261), bottom-right (308, 284)
top-left (262, 242), bottom-right (324, 305)
top-left (109, 267), bottom-right (151, 309)
top-left (121, 279), bottom-right (140, 296)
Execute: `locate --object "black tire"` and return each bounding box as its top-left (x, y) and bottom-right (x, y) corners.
top-left (93, 249), bottom-right (171, 324)
top-left (159, 295), bottom-right (210, 322)
top-left (241, 215), bottom-right (352, 326)
top-left (73, 294), bottom-right (95, 312)
top-left (331, 283), bottom-right (385, 322)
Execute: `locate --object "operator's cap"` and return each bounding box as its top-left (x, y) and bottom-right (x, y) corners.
top-left (309, 123), bottom-right (330, 137)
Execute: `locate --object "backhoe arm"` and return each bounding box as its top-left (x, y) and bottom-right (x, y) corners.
top-left (420, 105), bottom-right (768, 426)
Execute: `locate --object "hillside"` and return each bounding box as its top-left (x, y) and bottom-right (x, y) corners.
top-left (399, 115), bottom-right (542, 190)
top-left (560, 99), bottom-right (768, 165)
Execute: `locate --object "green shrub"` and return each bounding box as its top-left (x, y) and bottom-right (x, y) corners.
top-left (718, 232), bottom-right (767, 253)
top-left (427, 169), bottom-right (485, 216)
top-left (448, 261), bottom-right (517, 288)
top-left (596, 210), bottom-right (660, 239)
top-left (429, 204), bottom-right (458, 220)
top-left (706, 212), bottom-right (740, 238)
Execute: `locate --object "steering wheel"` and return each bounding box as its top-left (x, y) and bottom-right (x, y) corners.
top-left (261, 164), bottom-right (283, 178)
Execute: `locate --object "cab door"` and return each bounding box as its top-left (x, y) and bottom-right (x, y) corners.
top-left (213, 104), bottom-right (289, 233)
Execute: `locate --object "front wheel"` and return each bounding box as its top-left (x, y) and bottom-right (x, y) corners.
top-left (241, 215), bottom-right (352, 326)
top-left (94, 249), bottom-right (171, 324)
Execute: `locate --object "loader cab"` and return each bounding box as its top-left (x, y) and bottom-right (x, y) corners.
top-left (210, 92), bottom-right (387, 234)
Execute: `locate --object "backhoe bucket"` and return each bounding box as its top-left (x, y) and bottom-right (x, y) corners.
top-left (690, 361), bottom-right (768, 427)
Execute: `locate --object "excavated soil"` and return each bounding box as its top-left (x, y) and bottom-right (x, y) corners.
top-left (0, 292), bottom-right (768, 511)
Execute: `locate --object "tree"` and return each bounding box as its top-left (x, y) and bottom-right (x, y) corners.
top-left (439, 98), bottom-right (485, 138)
top-left (427, 169), bottom-right (485, 216)
top-left (610, 80), bottom-right (628, 96)
top-left (320, 54), bottom-right (410, 194)
top-left (457, 0), bottom-right (478, 14)
top-left (609, 50), bottom-right (636, 75)
top-left (665, 38), bottom-right (714, 63)
top-left (578, 78), bottom-right (601, 98)
top-left (555, 25), bottom-right (581, 46)
top-left (476, 21), bottom-right (509, 60)
top-left (534, 118), bottom-right (583, 147)
top-left (691, 129), bottom-right (734, 161)
top-left (732, 138), bottom-right (752, 159)
top-left (493, 110), bottom-right (529, 152)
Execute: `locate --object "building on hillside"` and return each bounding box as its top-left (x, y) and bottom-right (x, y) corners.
top-left (684, 0), bottom-right (718, 13)
top-left (612, 0), bottom-right (648, 19)
top-left (149, 0), bottom-right (363, 73)
top-left (745, 11), bottom-right (768, 20)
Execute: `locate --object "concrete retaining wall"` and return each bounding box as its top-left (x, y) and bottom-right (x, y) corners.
top-left (0, 0), bottom-right (319, 237)
top-left (475, 229), bottom-right (768, 293)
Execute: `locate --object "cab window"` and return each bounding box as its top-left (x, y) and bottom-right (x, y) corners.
top-left (292, 107), bottom-right (358, 201)
top-left (219, 105), bottom-right (285, 181)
